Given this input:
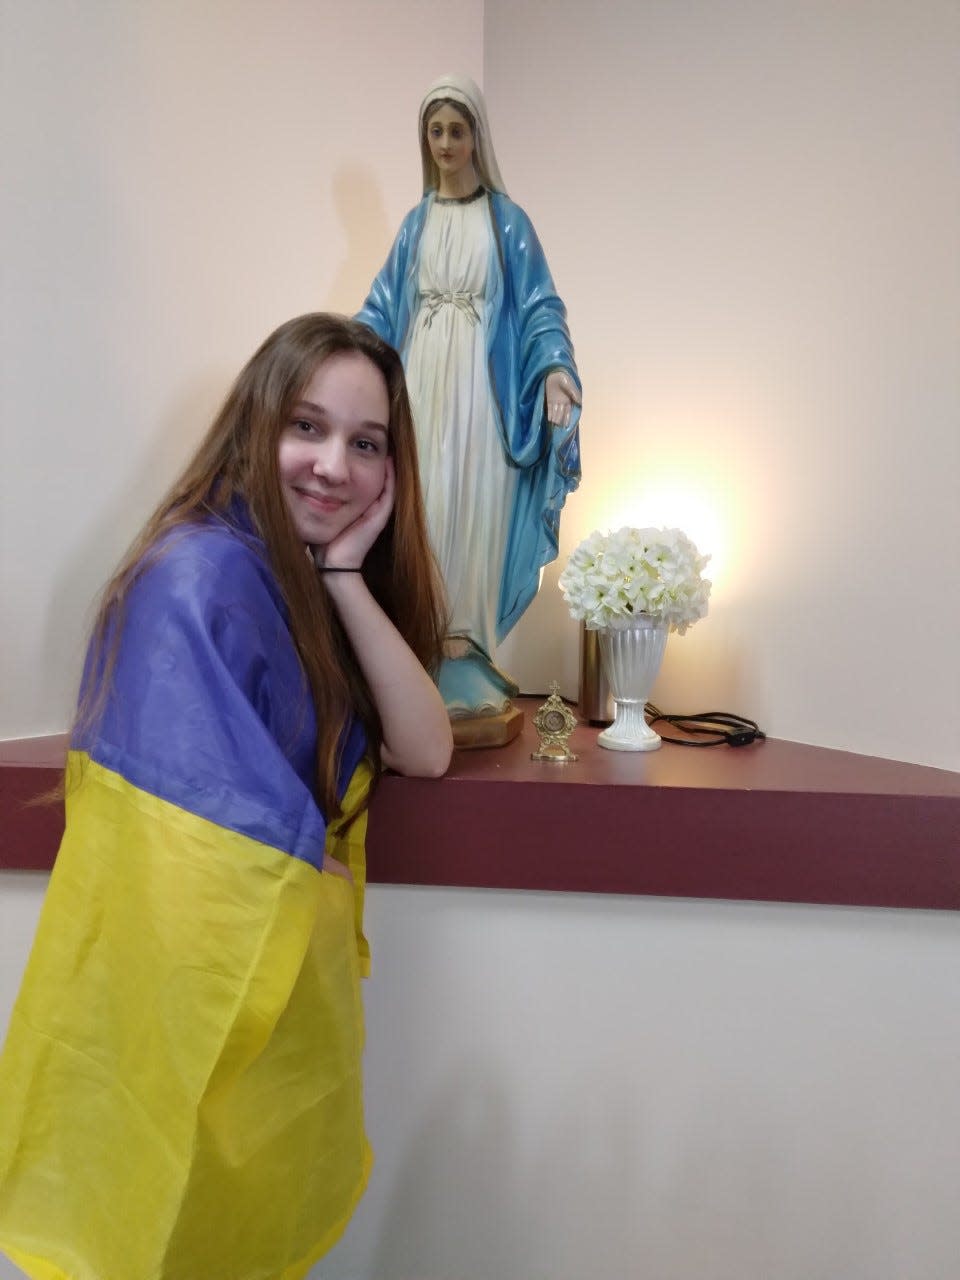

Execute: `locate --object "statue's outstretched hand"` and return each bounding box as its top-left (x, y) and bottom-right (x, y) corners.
top-left (545, 370), bottom-right (582, 428)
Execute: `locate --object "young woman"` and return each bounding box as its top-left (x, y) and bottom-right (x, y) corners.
top-left (357, 73), bottom-right (583, 720)
top-left (0, 314), bottom-right (452, 1280)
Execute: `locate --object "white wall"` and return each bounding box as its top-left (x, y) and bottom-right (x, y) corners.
top-left (330, 886), bottom-right (960, 1280)
top-left (3, 880), bottom-right (959, 1280)
top-left (491, 0), bottom-right (960, 770)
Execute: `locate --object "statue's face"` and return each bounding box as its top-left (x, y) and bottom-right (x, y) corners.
top-left (425, 104), bottom-right (474, 181)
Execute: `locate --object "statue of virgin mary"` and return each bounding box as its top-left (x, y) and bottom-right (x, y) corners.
top-left (357, 74), bottom-right (582, 722)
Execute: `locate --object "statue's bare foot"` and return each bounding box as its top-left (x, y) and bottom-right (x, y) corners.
top-left (443, 637), bottom-right (471, 660)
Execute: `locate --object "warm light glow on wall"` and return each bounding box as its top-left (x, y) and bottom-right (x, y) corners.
top-left (580, 476), bottom-right (732, 598)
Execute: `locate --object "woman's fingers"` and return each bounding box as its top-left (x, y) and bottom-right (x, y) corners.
top-left (380, 455), bottom-right (396, 511)
top-left (323, 854), bottom-right (354, 884)
top-left (320, 458), bottom-right (396, 569)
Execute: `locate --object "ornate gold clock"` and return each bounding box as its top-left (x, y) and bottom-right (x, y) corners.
top-left (530, 682), bottom-right (579, 762)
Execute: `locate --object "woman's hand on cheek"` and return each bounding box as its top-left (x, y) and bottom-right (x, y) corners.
top-left (318, 458), bottom-right (396, 570)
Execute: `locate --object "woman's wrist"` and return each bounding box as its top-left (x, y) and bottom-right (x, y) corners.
top-left (311, 547), bottom-right (364, 573)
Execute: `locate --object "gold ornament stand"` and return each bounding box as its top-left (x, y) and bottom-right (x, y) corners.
top-left (530, 683), bottom-right (579, 762)
top-left (452, 705), bottom-right (524, 750)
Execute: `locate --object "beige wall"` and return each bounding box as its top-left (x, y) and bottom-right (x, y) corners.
top-left (3, 2), bottom-right (957, 770)
top-left (1, 6), bottom-right (959, 1280)
top-left (492, 0), bottom-right (960, 770)
top-left (0, 0), bottom-right (482, 738)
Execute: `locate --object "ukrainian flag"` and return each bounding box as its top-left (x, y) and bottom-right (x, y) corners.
top-left (0, 520), bottom-right (374, 1280)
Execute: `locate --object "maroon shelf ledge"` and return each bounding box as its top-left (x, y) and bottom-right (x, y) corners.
top-left (2, 701), bottom-right (959, 911)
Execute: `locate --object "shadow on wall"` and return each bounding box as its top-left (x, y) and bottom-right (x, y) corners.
top-left (39, 370), bottom-right (235, 722)
top-left (368, 1057), bottom-right (522, 1280)
top-left (653, 616), bottom-right (753, 727)
top-left (366, 1056), bottom-right (644, 1280)
top-left (38, 159), bottom-right (392, 725)
top-left (326, 163), bottom-right (397, 316)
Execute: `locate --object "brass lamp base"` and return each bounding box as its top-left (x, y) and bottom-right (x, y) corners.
top-left (451, 705), bottom-right (524, 750)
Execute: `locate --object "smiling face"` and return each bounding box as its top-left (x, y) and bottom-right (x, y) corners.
top-left (425, 102), bottom-right (476, 193)
top-left (278, 351), bottom-right (390, 549)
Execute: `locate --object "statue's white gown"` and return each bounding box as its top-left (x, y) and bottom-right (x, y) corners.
top-left (402, 195), bottom-right (516, 675)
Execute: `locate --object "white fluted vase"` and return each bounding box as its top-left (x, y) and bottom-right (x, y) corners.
top-left (596, 616), bottom-right (668, 751)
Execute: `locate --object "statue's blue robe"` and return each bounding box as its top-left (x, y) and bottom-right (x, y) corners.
top-left (0, 508), bottom-right (373, 1280)
top-left (357, 190), bottom-right (582, 643)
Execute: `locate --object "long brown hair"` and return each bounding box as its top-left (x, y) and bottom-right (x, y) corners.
top-left (78, 313), bottom-right (446, 817)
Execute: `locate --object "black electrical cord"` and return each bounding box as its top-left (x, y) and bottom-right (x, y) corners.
top-left (644, 704), bottom-right (766, 748)
top-left (532, 693), bottom-right (767, 748)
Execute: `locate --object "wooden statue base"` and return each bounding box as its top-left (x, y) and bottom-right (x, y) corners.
top-left (451, 705), bottom-right (524, 750)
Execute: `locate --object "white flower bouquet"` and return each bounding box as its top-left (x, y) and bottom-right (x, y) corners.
top-left (559, 526), bottom-right (712, 634)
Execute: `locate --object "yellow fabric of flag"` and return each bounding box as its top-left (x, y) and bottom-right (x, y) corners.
top-left (0, 752), bottom-right (373, 1280)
